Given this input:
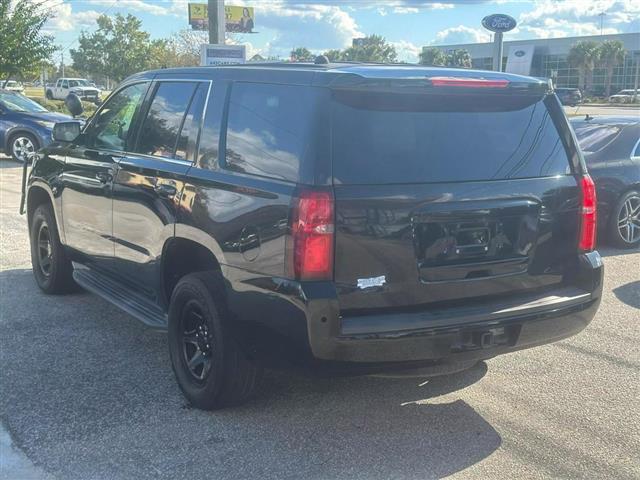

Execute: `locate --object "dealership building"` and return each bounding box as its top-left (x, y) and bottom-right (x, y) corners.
top-left (431, 32), bottom-right (640, 93)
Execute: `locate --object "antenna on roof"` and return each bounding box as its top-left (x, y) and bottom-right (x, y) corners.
top-left (314, 55), bottom-right (330, 65)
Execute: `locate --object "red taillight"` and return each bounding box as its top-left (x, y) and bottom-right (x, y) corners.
top-left (290, 190), bottom-right (334, 280)
top-left (579, 174), bottom-right (597, 251)
top-left (429, 77), bottom-right (510, 88)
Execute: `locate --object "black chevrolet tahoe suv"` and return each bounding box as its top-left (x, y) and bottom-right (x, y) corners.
top-left (24, 63), bottom-right (604, 410)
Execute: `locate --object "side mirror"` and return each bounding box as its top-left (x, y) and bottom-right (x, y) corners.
top-left (52, 122), bottom-right (81, 142)
top-left (64, 93), bottom-right (84, 117)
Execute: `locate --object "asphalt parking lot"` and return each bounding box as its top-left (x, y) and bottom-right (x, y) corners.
top-left (0, 157), bottom-right (638, 480)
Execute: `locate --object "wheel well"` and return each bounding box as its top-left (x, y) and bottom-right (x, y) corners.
top-left (26, 186), bottom-right (52, 226)
top-left (162, 238), bottom-right (221, 304)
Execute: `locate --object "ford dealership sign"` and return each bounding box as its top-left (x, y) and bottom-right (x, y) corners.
top-left (482, 14), bottom-right (517, 33)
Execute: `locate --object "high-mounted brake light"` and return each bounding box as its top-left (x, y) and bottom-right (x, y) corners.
top-left (290, 190), bottom-right (334, 281)
top-left (578, 174), bottom-right (597, 252)
top-left (429, 77), bottom-right (510, 88)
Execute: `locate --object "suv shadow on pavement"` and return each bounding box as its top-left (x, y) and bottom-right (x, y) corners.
top-left (613, 280), bottom-right (640, 309)
top-left (0, 268), bottom-right (501, 479)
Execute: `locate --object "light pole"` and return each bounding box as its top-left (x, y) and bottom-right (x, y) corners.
top-left (207, 0), bottom-right (225, 44)
top-left (599, 12), bottom-right (607, 36)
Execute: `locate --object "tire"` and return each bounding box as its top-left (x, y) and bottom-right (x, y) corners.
top-left (168, 272), bottom-right (263, 410)
top-left (46, 90), bottom-right (53, 100)
top-left (29, 204), bottom-right (76, 293)
top-left (9, 132), bottom-right (39, 164)
top-left (608, 190), bottom-right (640, 249)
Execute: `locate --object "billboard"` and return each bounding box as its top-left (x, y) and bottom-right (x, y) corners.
top-left (200, 44), bottom-right (246, 66)
top-left (188, 4), bottom-right (255, 33)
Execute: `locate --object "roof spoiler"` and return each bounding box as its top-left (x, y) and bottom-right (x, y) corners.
top-left (329, 74), bottom-right (551, 95)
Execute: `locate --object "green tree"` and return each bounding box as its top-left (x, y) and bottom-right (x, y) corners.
top-left (341, 35), bottom-right (397, 63)
top-left (446, 49), bottom-right (472, 68)
top-left (323, 49), bottom-right (344, 62)
top-left (419, 47), bottom-right (447, 66)
top-left (71, 14), bottom-right (157, 82)
top-left (290, 47), bottom-right (314, 62)
top-left (597, 40), bottom-right (626, 97)
top-left (0, 0), bottom-right (55, 86)
top-left (568, 40), bottom-right (599, 93)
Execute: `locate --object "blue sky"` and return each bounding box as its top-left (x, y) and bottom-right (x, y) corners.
top-left (42, 0), bottom-right (640, 62)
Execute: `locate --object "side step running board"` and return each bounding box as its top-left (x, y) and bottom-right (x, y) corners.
top-left (73, 268), bottom-right (168, 329)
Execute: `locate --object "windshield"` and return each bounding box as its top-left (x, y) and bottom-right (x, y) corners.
top-left (0, 92), bottom-right (47, 113)
top-left (69, 80), bottom-right (89, 87)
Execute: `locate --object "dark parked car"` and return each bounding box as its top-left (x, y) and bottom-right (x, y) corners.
top-left (555, 87), bottom-right (582, 106)
top-left (571, 116), bottom-right (640, 248)
top-left (0, 89), bottom-right (72, 162)
top-left (23, 64), bottom-right (603, 410)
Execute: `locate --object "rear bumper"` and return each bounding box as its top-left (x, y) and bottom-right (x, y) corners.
top-left (303, 252), bottom-right (603, 370)
top-left (225, 252), bottom-right (603, 374)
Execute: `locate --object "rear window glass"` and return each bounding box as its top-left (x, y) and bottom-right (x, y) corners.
top-left (572, 123), bottom-right (622, 154)
top-left (331, 92), bottom-right (571, 184)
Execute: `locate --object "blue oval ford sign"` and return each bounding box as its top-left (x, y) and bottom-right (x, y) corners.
top-left (482, 14), bottom-right (517, 33)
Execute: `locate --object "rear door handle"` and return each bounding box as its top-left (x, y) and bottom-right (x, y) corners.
top-left (154, 183), bottom-right (177, 197)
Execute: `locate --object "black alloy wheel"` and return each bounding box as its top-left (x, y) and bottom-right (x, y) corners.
top-left (180, 301), bottom-right (215, 382)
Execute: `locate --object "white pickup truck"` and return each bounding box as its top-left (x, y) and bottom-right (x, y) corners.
top-left (45, 78), bottom-right (101, 102)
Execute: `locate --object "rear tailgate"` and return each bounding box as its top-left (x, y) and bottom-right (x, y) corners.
top-left (331, 84), bottom-right (584, 314)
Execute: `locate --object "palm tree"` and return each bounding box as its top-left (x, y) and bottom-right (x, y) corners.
top-left (597, 40), bottom-right (626, 97)
top-left (447, 49), bottom-right (472, 69)
top-left (568, 41), bottom-right (599, 93)
top-left (419, 47), bottom-right (447, 66)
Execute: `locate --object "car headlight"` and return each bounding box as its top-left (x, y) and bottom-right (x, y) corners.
top-left (36, 120), bottom-right (56, 129)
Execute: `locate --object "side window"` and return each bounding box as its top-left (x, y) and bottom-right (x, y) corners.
top-left (195, 83), bottom-right (225, 171)
top-left (56, 80), bottom-right (61, 87)
top-left (85, 82), bottom-right (148, 151)
top-left (134, 82), bottom-right (198, 159)
top-left (224, 82), bottom-right (319, 182)
top-left (62, 80), bottom-right (68, 89)
top-left (175, 83), bottom-right (208, 161)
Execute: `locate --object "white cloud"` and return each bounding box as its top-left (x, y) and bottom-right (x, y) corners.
top-left (240, 1), bottom-right (362, 57)
top-left (43, 3), bottom-right (102, 32)
top-left (390, 2), bottom-right (453, 12)
top-left (432, 25), bottom-right (490, 45)
top-left (428, 3), bottom-right (455, 10)
top-left (393, 7), bottom-right (419, 14)
top-left (390, 40), bottom-right (421, 62)
top-left (89, 0), bottom-right (170, 16)
top-left (519, 0), bottom-right (638, 37)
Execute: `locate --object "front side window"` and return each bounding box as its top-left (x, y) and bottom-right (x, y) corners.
top-left (224, 82), bottom-right (320, 182)
top-left (134, 81), bottom-right (199, 159)
top-left (62, 80), bottom-right (68, 88)
top-left (85, 82), bottom-right (148, 151)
